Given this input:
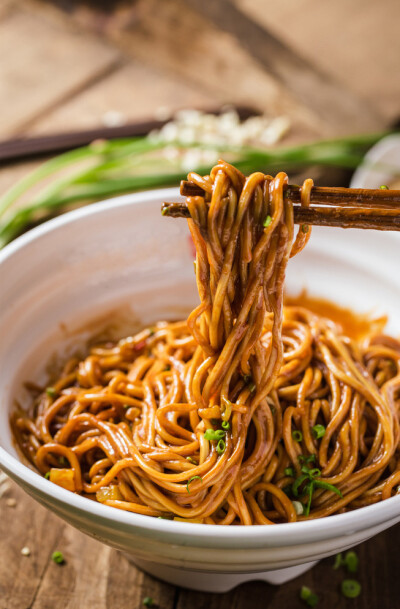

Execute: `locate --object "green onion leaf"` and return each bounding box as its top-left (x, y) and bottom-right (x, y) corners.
top-left (45, 472), bottom-right (50, 480)
top-left (248, 381), bottom-right (256, 392)
top-left (380, 185), bottom-right (389, 189)
top-left (216, 439), bottom-right (226, 455)
top-left (298, 454), bottom-right (316, 465)
top-left (292, 430), bottom-right (303, 442)
top-left (313, 480), bottom-right (343, 497)
top-left (51, 551), bottom-right (65, 565)
top-left (304, 481), bottom-right (314, 516)
top-left (263, 215), bottom-right (272, 227)
top-left (341, 579), bottom-right (361, 599)
top-left (308, 468), bottom-right (322, 478)
top-left (46, 387), bottom-right (56, 398)
top-left (186, 456), bottom-right (197, 465)
top-left (292, 474), bottom-right (309, 497)
top-left (300, 585), bottom-right (319, 607)
top-left (344, 551), bottom-right (359, 573)
top-left (284, 467), bottom-right (295, 477)
top-left (221, 420), bottom-right (230, 430)
top-left (204, 429), bottom-right (225, 441)
top-left (333, 553), bottom-right (345, 570)
top-left (312, 424), bottom-right (326, 439)
top-left (143, 597), bottom-right (155, 607)
top-left (186, 475), bottom-right (203, 493)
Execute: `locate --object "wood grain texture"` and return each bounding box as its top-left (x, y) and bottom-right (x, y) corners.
top-left (239, 0), bottom-right (400, 122)
top-left (187, 0), bottom-right (382, 132)
top-left (0, 479), bottom-right (399, 609)
top-left (0, 4), bottom-right (120, 136)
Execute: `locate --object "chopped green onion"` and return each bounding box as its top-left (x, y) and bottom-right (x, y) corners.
top-left (248, 381), bottom-right (256, 392)
top-left (186, 456), bottom-right (197, 465)
top-left (300, 585), bottom-right (319, 607)
top-left (301, 224), bottom-right (309, 233)
top-left (221, 420), bottom-right (230, 430)
top-left (298, 454), bottom-right (316, 465)
top-left (292, 474), bottom-right (309, 497)
top-left (307, 468), bottom-right (322, 478)
top-left (380, 184), bottom-right (389, 189)
top-left (143, 598), bottom-right (155, 607)
top-left (344, 551), bottom-right (359, 573)
top-left (186, 475), bottom-right (203, 493)
top-left (263, 215), bottom-right (272, 227)
top-left (46, 387), bottom-right (56, 398)
top-left (204, 429), bottom-right (225, 441)
top-left (341, 579), bottom-right (361, 599)
top-left (51, 551), bottom-right (65, 565)
top-left (312, 424), bottom-right (326, 439)
top-left (292, 500), bottom-right (304, 515)
top-left (292, 430), bottom-right (303, 442)
top-left (333, 552), bottom-right (344, 570)
top-left (313, 480), bottom-right (343, 497)
top-left (44, 472), bottom-right (50, 480)
top-left (216, 439), bottom-right (226, 455)
top-left (284, 467), bottom-right (295, 477)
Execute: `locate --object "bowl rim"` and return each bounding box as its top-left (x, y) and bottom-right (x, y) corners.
top-left (0, 188), bottom-right (399, 548)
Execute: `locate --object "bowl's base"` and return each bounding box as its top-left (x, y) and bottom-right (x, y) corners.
top-left (126, 556), bottom-right (318, 592)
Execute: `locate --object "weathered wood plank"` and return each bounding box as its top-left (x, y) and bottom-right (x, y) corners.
top-left (0, 5), bottom-right (120, 137)
top-left (187, 0), bottom-right (382, 132)
top-left (28, 63), bottom-right (211, 136)
top-left (239, 0), bottom-right (400, 123)
top-left (47, 0), bottom-right (323, 141)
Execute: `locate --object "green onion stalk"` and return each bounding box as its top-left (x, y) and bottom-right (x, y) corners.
top-left (0, 131), bottom-right (394, 248)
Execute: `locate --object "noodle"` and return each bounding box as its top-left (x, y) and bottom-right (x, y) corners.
top-left (12, 161), bottom-right (400, 524)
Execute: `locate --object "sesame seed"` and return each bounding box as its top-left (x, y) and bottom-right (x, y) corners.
top-left (6, 498), bottom-right (17, 507)
top-left (21, 547), bottom-right (31, 556)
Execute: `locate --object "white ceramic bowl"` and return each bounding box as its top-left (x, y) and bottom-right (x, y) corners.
top-left (0, 188), bottom-right (399, 592)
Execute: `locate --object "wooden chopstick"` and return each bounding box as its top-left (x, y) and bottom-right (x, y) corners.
top-left (161, 181), bottom-right (400, 231)
top-left (0, 106), bottom-right (257, 165)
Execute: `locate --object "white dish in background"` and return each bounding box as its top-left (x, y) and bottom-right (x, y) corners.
top-left (0, 189), bottom-right (399, 592)
top-left (350, 134), bottom-right (400, 188)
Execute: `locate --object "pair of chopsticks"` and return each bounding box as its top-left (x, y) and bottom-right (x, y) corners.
top-left (162, 181), bottom-right (400, 231)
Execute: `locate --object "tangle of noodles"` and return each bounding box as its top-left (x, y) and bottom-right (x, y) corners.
top-left (12, 161), bottom-right (400, 524)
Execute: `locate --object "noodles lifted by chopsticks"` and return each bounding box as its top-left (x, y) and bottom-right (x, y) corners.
top-left (12, 161), bottom-right (400, 524)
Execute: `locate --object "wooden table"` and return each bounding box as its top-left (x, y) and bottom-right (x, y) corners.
top-left (0, 1), bottom-right (399, 607)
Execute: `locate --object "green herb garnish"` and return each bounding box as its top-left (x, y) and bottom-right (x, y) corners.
top-left (344, 551), bottom-right (359, 573)
top-left (300, 585), bottom-right (319, 607)
top-left (263, 215), bottom-right (272, 228)
top-left (284, 467), bottom-right (295, 477)
top-left (216, 439), bottom-right (226, 455)
top-left (186, 456), bottom-right (197, 465)
top-left (312, 424), bottom-right (326, 439)
top-left (143, 598), bottom-right (155, 607)
top-left (221, 420), bottom-right (230, 430)
top-left (44, 472), bottom-right (50, 480)
top-left (51, 551), bottom-right (65, 565)
top-left (46, 387), bottom-right (56, 398)
top-left (333, 550), bottom-right (358, 573)
top-left (341, 579), bottom-right (361, 599)
top-left (301, 224), bottom-right (309, 233)
top-left (380, 184), bottom-right (389, 189)
top-left (204, 429), bottom-right (225, 441)
top-left (186, 475), bottom-right (203, 493)
top-left (292, 430), bottom-right (303, 442)
top-left (293, 455), bottom-right (342, 515)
